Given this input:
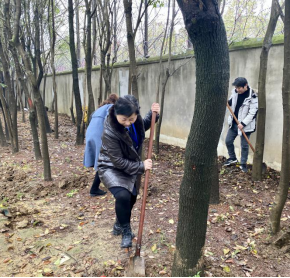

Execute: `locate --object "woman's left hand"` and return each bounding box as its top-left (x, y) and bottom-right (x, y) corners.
top-left (151, 103), bottom-right (160, 114)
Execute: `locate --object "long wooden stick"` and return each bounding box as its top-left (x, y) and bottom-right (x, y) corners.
top-left (227, 103), bottom-right (255, 152)
top-left (135, 111), bottom-right (157, 257)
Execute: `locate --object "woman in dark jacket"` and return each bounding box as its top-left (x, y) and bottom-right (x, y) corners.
top-left (98, 95), bottom-right (160, 248)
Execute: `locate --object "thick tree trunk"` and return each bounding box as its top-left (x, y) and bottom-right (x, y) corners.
top-left (68, 0), bottom-right (84, 145)
top-left (123, 0), bottom-right (139, 100)
top-left (270, 0), bottom-right (290, 235)
top-left (172, 1), bottom-right (229, 276)
top-left (252, 0), bottom-right (280, 181)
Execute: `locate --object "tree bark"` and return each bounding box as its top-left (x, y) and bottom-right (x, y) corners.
top-left (68, 0), bottom-right (84, 145)
top-left (270, 0), bottom-right (290, 235)
top-left (171, 1), bottom-right (229, 276)
top-left (0, 32), bottom-right (18, 153)
top-left (84, 0), bottom-right (95, 123)
top-left (252, 0), bottom-right (280, 181)
top-left (210, 154), bottom-right (220, 204)
top-left (49, 0), bottom-right (59, 139)
top-left (123, 0), bottom-right (139, 100)
top-left (76, 0), bottom-right (81, 67)
top-left (0, 112), bottom-right (7, 147)
top-left (144, 0), bottom-right (149, 57)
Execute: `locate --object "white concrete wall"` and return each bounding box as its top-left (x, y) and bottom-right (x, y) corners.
top-left (42, 43), bottom-right (284, 170)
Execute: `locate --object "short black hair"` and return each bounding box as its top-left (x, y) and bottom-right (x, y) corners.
top-left (232, 77), bottom-right (248, 87)
top-left (114, 95), bottom-right (140, 117)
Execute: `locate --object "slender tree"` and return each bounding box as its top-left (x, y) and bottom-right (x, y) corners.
top-left (84, 0), bottom-right (96, 122)
top-left (48, 0), bottom-right (59, 139)
top-left (270, 0), bottom-right (290, 235)
top-left (171, 1), bottom-right (229, 276)
top-left (0, 35), bottom-right (18, 153)
top-left (0, 108), bottom-right (7, 147)
top-left (252, 0), bottom-right (281, 181)
top-left (68, 0), bottom-right (84, 145)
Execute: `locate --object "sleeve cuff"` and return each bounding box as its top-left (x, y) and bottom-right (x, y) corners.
top-left (241, 122), bottom-right (246, 127)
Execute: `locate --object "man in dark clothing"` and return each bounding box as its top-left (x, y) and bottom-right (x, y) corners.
top-left (224, 77), bottom-right (258, 173)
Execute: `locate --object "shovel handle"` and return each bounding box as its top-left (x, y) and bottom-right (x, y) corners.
top-left (135, 111), bottom-right (157, 257)
top-left (226, 103), bottom-right (255, 152)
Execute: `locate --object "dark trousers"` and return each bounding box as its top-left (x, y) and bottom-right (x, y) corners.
top-left (225, 124), bottom-right (251, 165)
top-left (112, 188), bottom-right (137, 225)
top-left (90, 171), bottom-right (101, 194)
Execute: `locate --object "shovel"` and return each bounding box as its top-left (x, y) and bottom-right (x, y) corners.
top-left (226, 103), bottom-right (267, 172)
top-left (125, 111), bottom-right (157, 277)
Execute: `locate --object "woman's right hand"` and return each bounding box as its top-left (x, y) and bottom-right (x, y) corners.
top-left (144, 159), bottom-right (152, 171)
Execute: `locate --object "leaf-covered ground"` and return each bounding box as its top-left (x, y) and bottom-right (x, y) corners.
top-left (0, 112), bottom-right (290, 277)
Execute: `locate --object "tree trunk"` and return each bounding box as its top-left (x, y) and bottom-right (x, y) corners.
top-left (16, 81), bottom-right (25, 123)
top-left (210, 154), bottom-right (220, 204)
top-left (49, 0), bottom-right (58, 139)
top-left (99, 66), bottom-right (103, 105)
top-left (0, 35), bottom-right (18, 153)
top-left (84, 0), bottom-right (95, 123)
top-left (171, 1), bottom-right (229, 276)
top-left (270, 0), bottom-right (290, 235)
top-left (0, 113), bottom-right (7, 147)
top-left (68, 0), bottom-right (84, 145)
top-left (123, 0), bottom-right (139, 100)
top-left (76, 0), bottom-right (81, 67)
top-left (70, 87), bottom-right (76, 124)
top-left (144, 0), bottom-right (148, 57)
top-left (252, 0), bottom-right (280, 181)
top-left (0, 87), bottom-right (14, 146)
top-left (34, 2), bottom-right (52, 135)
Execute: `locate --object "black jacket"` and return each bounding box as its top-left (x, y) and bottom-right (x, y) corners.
top-left (98, 106), bottom-right (155, 193)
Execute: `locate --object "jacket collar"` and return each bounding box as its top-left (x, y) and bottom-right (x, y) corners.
top-left (107, 106), bottom-right (146, 145)
top-left (233, 86), bottom-right (255, 101)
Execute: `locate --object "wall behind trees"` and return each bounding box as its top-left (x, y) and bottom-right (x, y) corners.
top-left (43, 37), bottom-right (284, 170)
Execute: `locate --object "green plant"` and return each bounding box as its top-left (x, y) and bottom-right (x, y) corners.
top-left (194, 271), bottom-right (201, 277)
top-left (66, 189), bottom-right (78, 198)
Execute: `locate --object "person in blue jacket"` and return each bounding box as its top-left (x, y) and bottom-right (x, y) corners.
top-left (83, 94), bottom-right (118, 196)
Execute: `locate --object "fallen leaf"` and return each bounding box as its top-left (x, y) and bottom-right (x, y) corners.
top-left (151, 244), bottom-right (157, 252)
top-left (169, 219), bottom-right (174, 224)
top-left (223, 248), bottom-right (230, 255)
top-left (223, 266), bottom-right (231, 273)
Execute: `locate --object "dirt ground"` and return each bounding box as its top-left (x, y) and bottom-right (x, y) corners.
top-left (0, 112), bottom-right (290, 277)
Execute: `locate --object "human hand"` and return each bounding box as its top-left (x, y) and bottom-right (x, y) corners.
top-left (151, 103), bottom-right (160, 114)
top-left (144, 159), bottom-right (152, 171)
top-left (238, 124), bottom-right (244, 130)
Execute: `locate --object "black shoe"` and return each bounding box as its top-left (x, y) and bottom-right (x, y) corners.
top-left (90, 189), bottom-right (107, 197)
top-left (224, 158), bottom-right (238, 166)
top-left (239, 164), bottom-right (248, 173)
top-left (120, 223), bottom-right (133, 248)
top-left (113, 220), bottom-right (135, 238)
